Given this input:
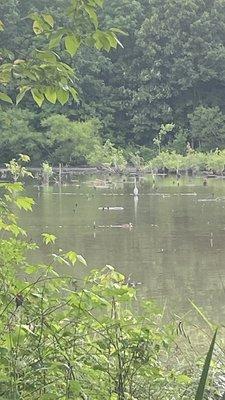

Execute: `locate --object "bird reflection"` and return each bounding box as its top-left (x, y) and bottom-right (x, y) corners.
top-left (134, 195), bottom-right (138, 222)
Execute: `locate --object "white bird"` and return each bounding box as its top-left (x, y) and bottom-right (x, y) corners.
top-left (133, 178), bottom-right (139, 196)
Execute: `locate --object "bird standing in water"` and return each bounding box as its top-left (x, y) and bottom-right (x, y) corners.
top-left (133, 178), bottom-right (139, 196)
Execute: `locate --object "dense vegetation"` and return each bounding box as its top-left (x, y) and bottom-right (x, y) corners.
top-left (2, 0), bottom-right (225, 164)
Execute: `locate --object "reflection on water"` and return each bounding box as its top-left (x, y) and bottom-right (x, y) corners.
top-left (22, 175), bottom-right (225, 322)
top-left (134, 195), bottom-right (138, 222)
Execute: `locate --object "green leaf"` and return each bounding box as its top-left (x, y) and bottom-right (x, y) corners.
top-left (92, 31), bottom-right (105, 50)
top-left (65, 35), bottom-right (81, 56)
top-left (57, 88), bottom-right (69, 105)
top-left (33, 20), bottom-right (44, 35)
top-left (49, 30), bottom-right (64, 49)
top-left (106, 32), bottom-right (118, 49)
top-left (42, 233), bottom-right (57, 245)
top-left (0, 92), bottom-right (13, 104)
top-left (109, 395), bottom-right (118, 400)
top-left (65, 251), bottom-right (77, 266)
top-left (45, 87), bottom-right (57, 104)
top-left (27, 12), bottom-right (39, 21)
top-left (31, 89), bottom-right (44, 107)
top-left (0, 20), bottom-right (4, 31)
top-left (42, 14), bottom-right (54, 28)
top-left (98, 33), bottom-right (111, 51)
top-left (69, 87), bottom-right (79, 102)
top-left (177, 374), bottom-right (192, 385)
top-left (52, 253), bottom-right (70, 266)
top-left (110, 27), bottom-right (128, 36)
top-left (16, 197), bottom-right (34, 211)
top-left (16, 87), bottom-right (30, 105)
top-left (36, 50), bottom-right (57, 63)
top-left (77, 254), bottom-right (87, 266)
top-left (25, 265), bottom-right (38, 274)
top-left (85, 5), bottom-right (98, 28)
top-left (19, 154), bottom-right (30, 162)
top-left (195, 329), bottom-right (218, 400)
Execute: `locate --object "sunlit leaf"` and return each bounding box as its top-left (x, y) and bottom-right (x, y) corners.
top-left (16, 87), bottom-right (30, 105)
top-left (45, 87), bottom-right (57, 104)
top-left (0, 20), bottom-right (4, 31)
top-left (69, 87), bottom-right (79, 102)
top-left (0, 92), bottom-right (13, 104)
top-left (36, 50), bottom-right (57, 63)
top-left (110, 27), bottom-right (128, 36)
top-left (65, 35), bottom-right (81, 56)
top-left (16, 197), bottom-right (34, 211)
top-left (65, 251), bottom-right (77, 266)
top-left (85, 5), bottom-right (98, 28)
top-left (57, 88), bottom-right (69, 105)
top-left (177, 374), bottom-right (192, 385)
top-left (106, 32), bottom-right (118, 49)
top-left (33, 20), bottom-right (44, 35)
top-left (42, 14), bottom-right (54, 28)
top-left (19, 154), bottom-right (30, 162)
top-left (42, 233), bottom-right (56, 245)
top-left (31, 89), bottom-right (44, 107)
top-left (49, 30), bottom-right (64, 49)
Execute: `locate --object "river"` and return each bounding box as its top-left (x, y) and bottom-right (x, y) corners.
top-left (22, 174), bottom-right (225, 322)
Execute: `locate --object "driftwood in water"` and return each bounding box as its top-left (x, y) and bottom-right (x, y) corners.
top-left (98, 206), bottom-right (124, 211)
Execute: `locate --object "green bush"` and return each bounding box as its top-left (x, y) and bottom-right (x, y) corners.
top-left (41, 115), bottom-right (103, 166)
top-left (88, 139), bottom-right (127, 171)
top-left (0, 107), bottom-right (43, 164)
top-left (188, 106), bottom-right (225, 151)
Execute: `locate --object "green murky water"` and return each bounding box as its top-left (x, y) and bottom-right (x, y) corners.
top-left (23, 174), bottom-right (225, 321)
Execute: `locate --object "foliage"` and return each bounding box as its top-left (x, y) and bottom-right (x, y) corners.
top-left (0, 0), bottom-right (125, 107)
top-left (168, 130), bottom-right (188, 155)
top-left (42, 161), bottom-right (53, 176)
top-left (129, 151), bottom-right (145, 171)
top-left (41, 114), bottom-right (103, 165)
top-left (42, 161), bottom-right (53, 185)
top-left (0, 107), bottom-right (43, 163)
top-left (153, 124), bottom-right (175, 155)
top-left (206, 149), bottom-right (225, 174)
top-left (185, 148), bottom-right (207, 173)
top-left (88, 139), bottom-right (127, 171)
top-left (148, 149), bottom-right (223, 174)
top-left (131, 0), bottom-right (225, 145)
top-left (2, 1), bottom-right (225, 158)
top-left (5, 154), bottom-right (33, 182)
top-left (188, 106), bottom-right (225, 151)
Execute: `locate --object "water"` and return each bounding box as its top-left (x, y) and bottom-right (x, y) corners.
top-left (22, 174), bottom-right (225, 322)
